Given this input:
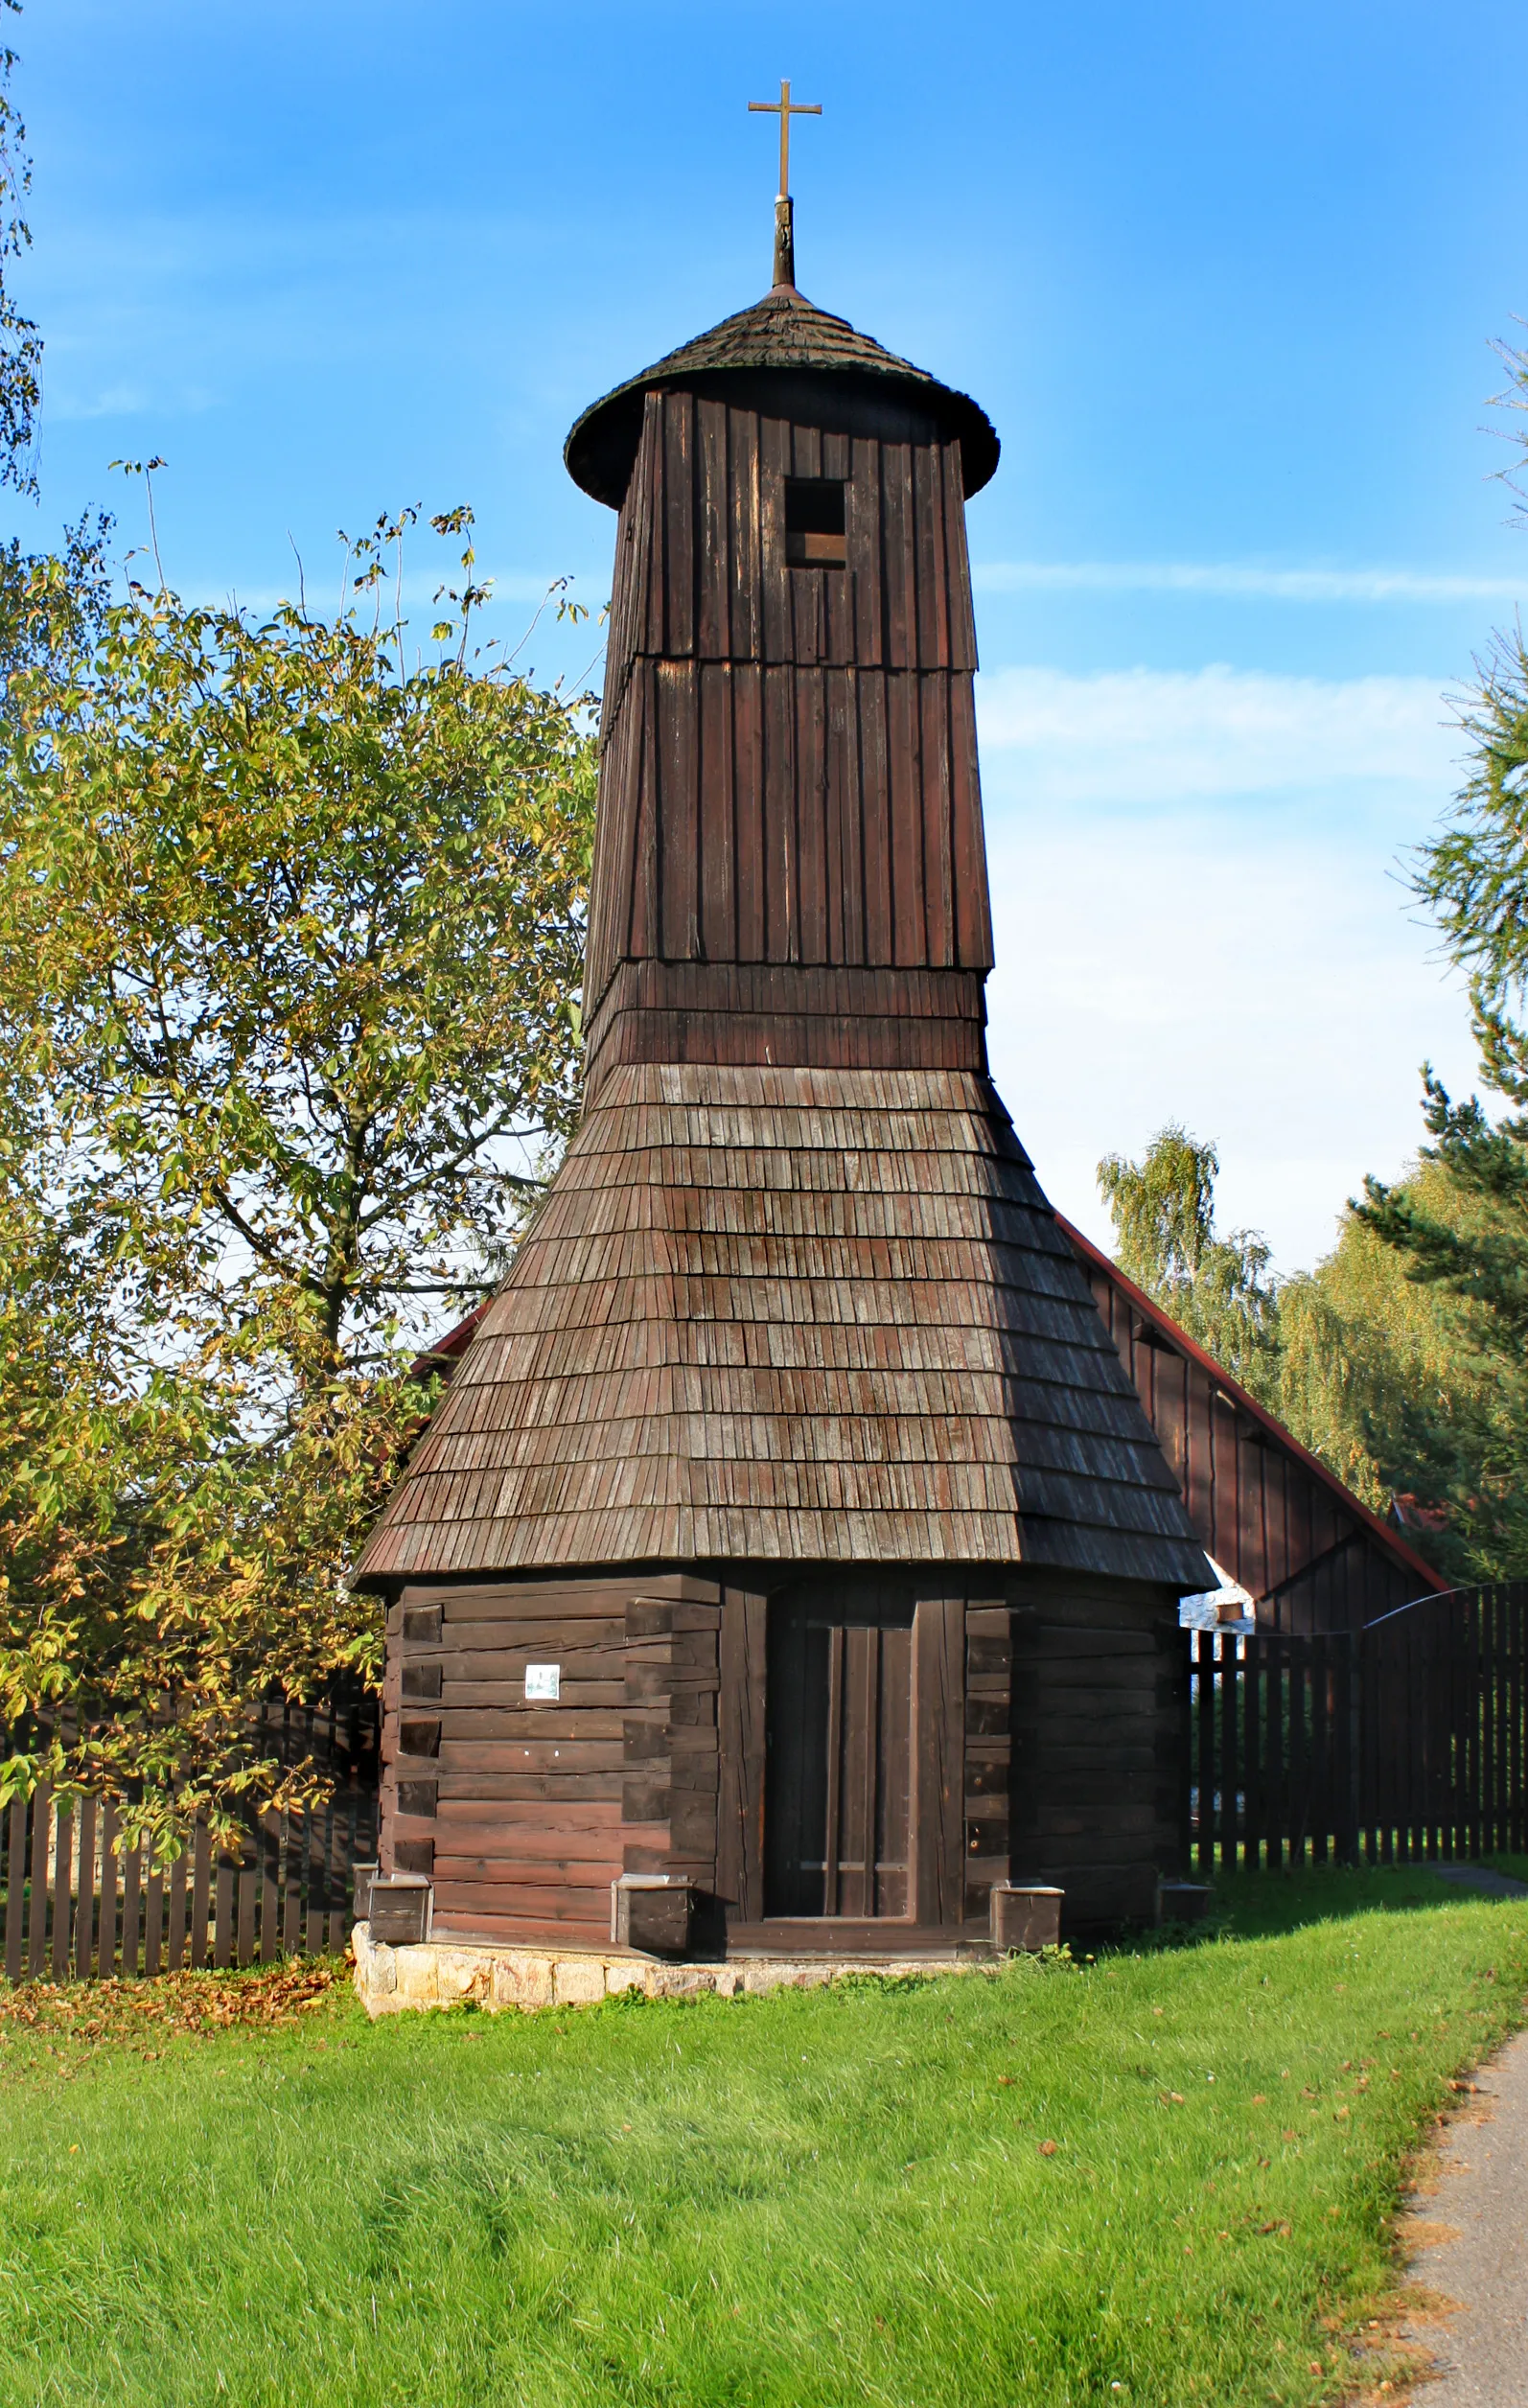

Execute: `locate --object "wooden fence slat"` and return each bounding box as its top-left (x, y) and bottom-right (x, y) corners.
top-left (282, 1816), bottom-right (301, 1957)
top-left (192, 1826), bottom-right (213, 1970)
top-left (1242, 1641), bottom-right (1262, 1873)
top-left (1220, 1632), bottom-right (1239, 1873)
top-left (144, 1862), bottom-right (164, 1979)
top-left (305, 1800), bottom-right (325, 1954)
top-left (1288, 1644), bottom-right (1308, 1868)
top-left (167, 1846), bottom-right (188, 1972)
top-left (96, 1804), bottom-right (119, 1980)
top-left (1513, 1588), bottom-right (1525, 1855)
top-left (1501, 1588), bottom-right (1511, 1849)
top-left (1313, 1636), bottom-right (1330, 1864)
top-left (1195, 1632), bottom-right (1214, 1878)
top-left (28, 1783), bottom-right (51, 1979)
top-left (52, 1800), bottom-right (74, 1982)
top-left (73, 1797), bottom-right (96, 1981)
top-left (1461, 1596), bottom-right (1476, 1860)
top-left (259, 1810), bottom-right (280, 1963)
top-left (4, 1789), bottom-right (25, 1982)
top-left (1336, 1634), bottom-right (1357, 1866)
top-left (121, 1836), bottom-right (142, 1980)
top-left (213, 1859), bottom-right (234, 1969)
top-left (236, 1864), bottom-right (256, 1968)
top-left (1266, 1639), bottom-right (1285, 1872)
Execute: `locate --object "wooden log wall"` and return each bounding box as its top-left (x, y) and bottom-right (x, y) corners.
top-left (1008, 1573), bottom-right (1186, 1933)
top-left (382, 1573), bottom-right (722, 1947)
top-left (585, 385), bottom-right (993, 1058)
top-left (383, 1567), bottom-right (1184, 1950)
top-left (963, 1602), bottom-right (1011, 1922)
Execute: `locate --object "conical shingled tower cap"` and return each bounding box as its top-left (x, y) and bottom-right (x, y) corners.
top-left (565, 284), bottom-right (1000, 509)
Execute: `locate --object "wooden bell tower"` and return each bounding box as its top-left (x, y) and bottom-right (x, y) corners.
top-left (569, 279), bottom-right (1000, 1108)
top-left (359, 209), bottom-right (1209, 1958)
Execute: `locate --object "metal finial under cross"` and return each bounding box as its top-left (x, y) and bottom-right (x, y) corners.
top-left (748, 79), bottom-right (822, 290)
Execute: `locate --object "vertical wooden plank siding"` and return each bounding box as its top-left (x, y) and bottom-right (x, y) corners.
top-left (1072, 1239), bottom-right (1443, 1637)
top-left (963, 1604), bottom-right (1011, 1923)
top-left (716, 1588), bottom-right (767, 1922)
top-left (582, 388), bottom-right (995, 1030)
top-left (913, 1598), bottom-right (964, 1927)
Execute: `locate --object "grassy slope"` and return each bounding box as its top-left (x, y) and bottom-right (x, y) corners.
top-left (0, 1873), bottom-right (1523, 2408)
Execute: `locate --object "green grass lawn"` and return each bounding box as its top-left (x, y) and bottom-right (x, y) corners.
top-left (0, 1870), bottom-right (1523, 2408)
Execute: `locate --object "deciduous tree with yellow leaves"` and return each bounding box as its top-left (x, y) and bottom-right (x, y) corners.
top-left (0, 508), bottom-right (595, 1844)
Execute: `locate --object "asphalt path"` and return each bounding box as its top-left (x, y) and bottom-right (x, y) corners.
top-left (1400, 1866), bottom-right (1528, 2406)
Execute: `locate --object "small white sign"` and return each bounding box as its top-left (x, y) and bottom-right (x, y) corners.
top-left (524, 1663), bottom-right (560, 1702)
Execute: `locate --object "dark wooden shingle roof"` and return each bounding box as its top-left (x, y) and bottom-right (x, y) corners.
top-left (565, 284), bottom-right (1001, 508)
top-left (358, 1061), bottom-right (1210, 1589)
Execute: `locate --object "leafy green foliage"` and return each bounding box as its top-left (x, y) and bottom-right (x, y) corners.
top-left (0, 510), bottom-right (596, 1841)
top-left (1274, 1166), bottom-right (1487, 1543)
top-left (0, 3), bottom-right (38, 493)
top-left (1098, 1125), bottom-right (1281, 1402)
top-left (1327, 619), bottom-right (1528, 1578)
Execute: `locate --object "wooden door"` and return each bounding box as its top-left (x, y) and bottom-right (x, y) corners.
top-left (764, 1593), bottom-right (914, 1917)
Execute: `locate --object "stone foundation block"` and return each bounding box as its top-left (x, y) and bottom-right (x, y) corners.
top-left (434, 1948), bottom-right (492, 2006)
top-left (553, 1957), bottom-right (608, 2006)
top-left (493, 1955), bottom-right (554, 2010)
top-left (393, 1948), bottom-right (440, 2008)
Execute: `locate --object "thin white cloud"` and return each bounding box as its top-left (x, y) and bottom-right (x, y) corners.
top-left (972, 559), bottom-right (1521, 604)
top-left (974, 661), bottom-right (1477, 1272)
top-left (974, 663), bottom-right (1458, 804)
top-left (47, 382), bottom-right (157, 422)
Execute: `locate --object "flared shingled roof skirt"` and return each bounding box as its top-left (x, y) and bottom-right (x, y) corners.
top-left (357, 1061), bottom-right (1209, 1588)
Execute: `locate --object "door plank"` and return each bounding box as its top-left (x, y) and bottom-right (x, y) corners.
top-left (914, 1599), bottom-right (966, 1927)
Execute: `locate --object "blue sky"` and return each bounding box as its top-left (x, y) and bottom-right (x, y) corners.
top-left (16, 0), bottom-right (1528, 1266)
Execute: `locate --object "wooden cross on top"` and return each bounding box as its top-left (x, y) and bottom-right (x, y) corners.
top-left (749, 79), bottom-right (822, 200)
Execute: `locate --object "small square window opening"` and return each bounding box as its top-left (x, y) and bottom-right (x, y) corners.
top-left (785, 478), bottom-right (846, 567)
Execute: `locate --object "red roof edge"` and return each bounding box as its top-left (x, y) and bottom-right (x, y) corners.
top-left (407, 1298), bottom-right (490, 1384)
top-left (1054, 1212), bottom-right (1447, 1599)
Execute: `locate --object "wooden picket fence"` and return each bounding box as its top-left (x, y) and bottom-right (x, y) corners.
top-left (1187, 1583), bottom-right (1528, 1874)
top-left (1, 1692), bottom-right (380, 1983)
top-left (1, 1786), bottom-right (377, 1982)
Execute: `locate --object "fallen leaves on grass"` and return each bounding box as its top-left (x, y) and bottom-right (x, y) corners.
top-left (0, 1963), bottom-right (342, 2080)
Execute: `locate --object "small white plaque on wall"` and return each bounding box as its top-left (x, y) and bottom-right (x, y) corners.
top-left (524, 1663), bottom-right (561, 1702)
